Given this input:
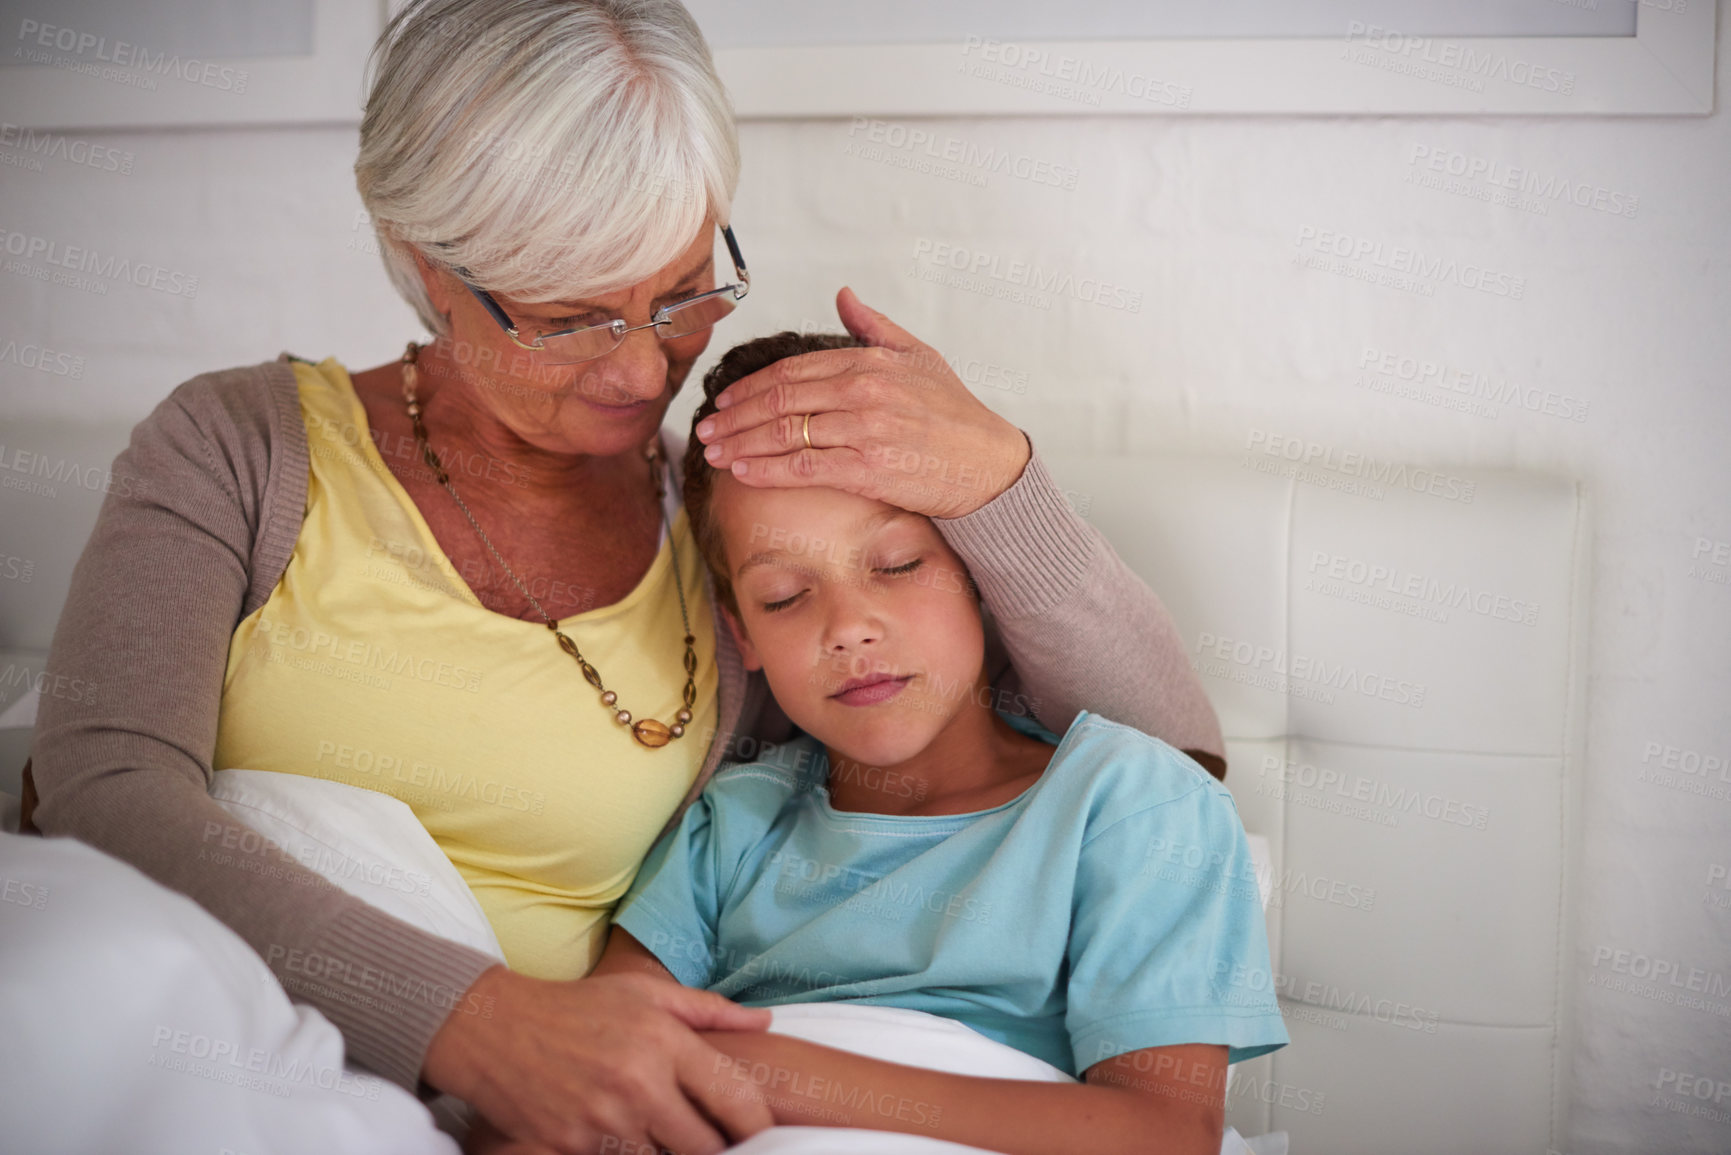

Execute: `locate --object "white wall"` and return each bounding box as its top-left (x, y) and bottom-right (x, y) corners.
top-left (1, 12), bottom-right (1727, 1155)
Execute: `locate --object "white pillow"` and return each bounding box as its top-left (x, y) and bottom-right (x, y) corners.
top-left (1245, 832), bottom-right (1273, 910)
top-left (0, 829), bottom-right (460, 1155)
top-left (208, 769), bottom-right (505, 962)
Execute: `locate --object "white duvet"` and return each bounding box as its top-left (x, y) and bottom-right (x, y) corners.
top-left (0, 770), bottom-right (1279, 1155)
top-left (0, 826), bottom-right (461, 1155)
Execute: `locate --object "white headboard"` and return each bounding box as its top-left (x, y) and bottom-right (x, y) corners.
top-left (1041, 450), bottom-right (1590, 1154)
top-left (0, 419), bottom-right (1593, 1150)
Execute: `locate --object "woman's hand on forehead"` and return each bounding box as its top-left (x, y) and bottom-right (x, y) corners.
top-left (694, 287), bottom-right (1032, 521)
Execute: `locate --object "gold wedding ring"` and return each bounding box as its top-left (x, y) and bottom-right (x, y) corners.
top-left (802, 411), bottom-right (812, 450)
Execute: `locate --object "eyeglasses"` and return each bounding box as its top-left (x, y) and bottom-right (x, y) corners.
top-left (451, 224), bottom-right (750, 366)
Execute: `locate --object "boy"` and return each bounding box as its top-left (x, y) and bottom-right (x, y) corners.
top-left (600, 332), bottom-right (1287, 1154)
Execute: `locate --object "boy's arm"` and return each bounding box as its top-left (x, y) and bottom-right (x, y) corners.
top-left (699, 1029), bottom-right (1224, 1155)
top-left (601, 923), bottom-right (1227, 1152)
top-left (590, 926), bottom-right (679, 982)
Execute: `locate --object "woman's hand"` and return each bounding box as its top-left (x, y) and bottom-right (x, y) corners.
top-left (463, 1113), bottom-right (559, 1155)
top-left (693, 287), bottom-right (1033, 520)
top-left (424, 965), bottom-right (775, 1155)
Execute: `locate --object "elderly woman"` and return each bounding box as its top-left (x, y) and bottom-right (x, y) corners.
top-left (28, 0), bottom-right (1225, 1151)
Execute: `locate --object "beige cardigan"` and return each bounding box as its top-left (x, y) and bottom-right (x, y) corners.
top-left (30, 353), bottom-right (1225, 1095)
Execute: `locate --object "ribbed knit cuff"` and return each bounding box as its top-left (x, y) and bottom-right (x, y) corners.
top-left (285, 902), bottom-right (503, 1094)
top-left (256, 356), bottom-right (313, 618)
top-left (931, 436), bottom-right (1096, 619)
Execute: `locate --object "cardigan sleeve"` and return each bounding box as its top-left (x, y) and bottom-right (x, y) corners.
top-left (932, 434), bottom-right (1227, 776)
top-left (29, 364), bottom-right (500, 1094)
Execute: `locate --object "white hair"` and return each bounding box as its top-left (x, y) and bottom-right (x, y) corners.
top-left (355, 0), bottom-right (739, 336)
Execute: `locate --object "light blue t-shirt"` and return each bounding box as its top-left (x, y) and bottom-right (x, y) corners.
top-left (613, 707), bottom-right (1288, 1076)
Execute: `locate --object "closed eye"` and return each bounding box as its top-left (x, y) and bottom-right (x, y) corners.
top-left (760, 559), bottom-right (923, 613)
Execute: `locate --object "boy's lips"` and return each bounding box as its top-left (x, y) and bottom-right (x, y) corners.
top-left (830, 673), bottom-right (914, 706)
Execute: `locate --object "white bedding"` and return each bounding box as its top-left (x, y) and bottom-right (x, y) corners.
top-left (740, 1004), bottom-right (1271, 1155)
top-left (207, 768), bottom-right (508, 964)
top-left (0, 829), bottom-right (460, 1155)
top-left (0, 769), bottom-right (1282, 1155)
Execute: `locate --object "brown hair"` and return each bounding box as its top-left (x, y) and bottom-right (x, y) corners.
top-left (682, 330), bottom-right (865, 621)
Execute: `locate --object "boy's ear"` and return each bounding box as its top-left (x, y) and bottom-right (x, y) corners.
top-left (719, 602), bottom-right (764, 672)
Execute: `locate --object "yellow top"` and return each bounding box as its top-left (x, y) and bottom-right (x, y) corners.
top-left (214, 357), bottom-right (718, 980)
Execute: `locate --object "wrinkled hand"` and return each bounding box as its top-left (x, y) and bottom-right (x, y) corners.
top-left (693, 286), bottom-right (1032, 520)
top-left (424, 965), bottom-right (775, 1155)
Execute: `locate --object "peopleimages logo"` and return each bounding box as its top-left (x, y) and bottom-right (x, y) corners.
top-left (0, 227), bottom-right (199, 298)
top-left (1259, 753), bottom-right (1490, 831)
top-left (1652, 1068), bottom-right (1731, 1126)
top-left (1357, 346), bottom-right (1589, 423)
top-left (1343, 22), bottom-right (1576, 96)
top-left (910, 238), bottom-right (1143, 313)
top-left (14, 19), bottom-right (249, 93)
top-left (0, 443), bottom-right (139, 499)
top-left (1306, 549), bottom-right (1541, 628)
top-left (1295, 226), bottom-right (1526, 300)
top-left (1244, 428), bottom-right (1478, 504)
top-left (845, 118), bottom-right (1080, 191)
top-left (1589, 946), bottom-right (1731, 1009)
top-left (0, 663), bottom-right (97, 707)
top-left (0, 338), bottom-right (85, 378)
top-left (148, 1026), bottom-right (381, 1101)
top-left (1212, 961), bottom-right (1440, 1033)
top-left (253, 615), bottom-right (484, 694)
top-left (0, 123), bottom-right (134, 175)
top-left (1406, 145), bottom-right (1638, 220)
top-left (958, 36), bottom-right (1193, 109)
top-left (769, 849), bottom-right (992, 925)
top-left (1193, 630), bottom-right (1427, 710)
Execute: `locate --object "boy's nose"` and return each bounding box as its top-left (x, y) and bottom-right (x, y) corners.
top-left (819, 601), bottom-right (887, 661)
top-left (822, 627), bottom-right (883, 661)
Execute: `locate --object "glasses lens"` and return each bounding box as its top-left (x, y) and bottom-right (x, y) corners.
top-left (658, 289), bottom-right (739, 339)
top-left (530, 323), bottom-right (624, 366)
top-left (515, 286), bottom-right (741, 364)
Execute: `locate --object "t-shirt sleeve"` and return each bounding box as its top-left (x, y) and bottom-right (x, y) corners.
top-left (611, 789), bottom-right (728, 988)
top-left (1065, 772), bottom-right (1289, 1071)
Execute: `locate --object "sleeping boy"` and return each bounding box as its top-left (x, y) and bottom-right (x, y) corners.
top-left (589, 331), bottom-right (1287, 1154)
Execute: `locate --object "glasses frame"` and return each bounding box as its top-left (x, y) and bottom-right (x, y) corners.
top-left (451, 224), bottom-right (750, 365)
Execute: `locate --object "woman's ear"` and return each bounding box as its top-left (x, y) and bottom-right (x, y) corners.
top-left (720, 602), bottom-right (763, 672)
top-left (411, 247), bottom-right (457, 324)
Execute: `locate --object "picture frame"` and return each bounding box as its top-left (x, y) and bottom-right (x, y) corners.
top-left (0, 0), bottom-right (385, 130)
top-left (705, 3), bottom-right (1714, 118)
